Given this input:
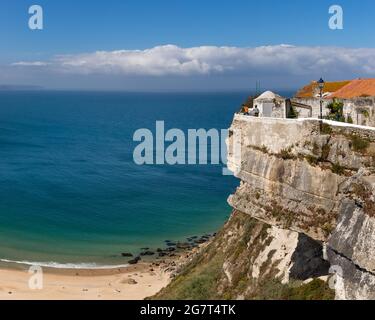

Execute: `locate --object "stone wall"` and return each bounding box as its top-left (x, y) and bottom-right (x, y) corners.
top-left (227, 115), bottom-right (375, 299)
top-left (292, 97), bottom-right (375, 127)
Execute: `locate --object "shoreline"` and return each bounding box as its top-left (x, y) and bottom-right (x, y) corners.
top-left (0, 237), bottom-right (212, 300)
top-left (0, 262), bottom-right (169, 300)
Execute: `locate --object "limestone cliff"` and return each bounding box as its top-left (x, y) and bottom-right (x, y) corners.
top-left (154, 115), bottom-right (375, 300)
top-left (154, 210), bottom-right (334, 300)
top-left (226, 116), bottom-right (375, 300)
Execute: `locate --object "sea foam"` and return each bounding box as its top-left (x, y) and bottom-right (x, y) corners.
top-left (0, 259), bottom-right (129, 270)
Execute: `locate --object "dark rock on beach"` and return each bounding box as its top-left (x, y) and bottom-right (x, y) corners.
top-left (140, 250), bottom-right (155, 256)
top-left (128, 256), bottom-right (141, 265)
top-left (121, 252), bottom-right (133, 257)
top-left (166, 242), bottom-right (177, 247)
top-left (177, 242), bottom-right (191, 249)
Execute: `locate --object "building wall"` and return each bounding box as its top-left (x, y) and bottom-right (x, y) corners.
top-left (292, 97), bottom-right (375, 127)
top-left (292, 98), bottom-right (331, 118)
top-left (295, 106), bottom-right (312, 118)
top-left (342, 97), bottom-right (375, 127)
top-left (256, 99), bottom-right (286, 118)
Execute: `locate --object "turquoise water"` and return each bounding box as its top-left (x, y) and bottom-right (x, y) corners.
top-left (0, 91), bottom-right (246, 268)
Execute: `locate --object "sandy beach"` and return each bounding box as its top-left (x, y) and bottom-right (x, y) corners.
top-left (0, 263), bottom-right (171, 300)
top-left (0, 229), bottom-right (212, 300)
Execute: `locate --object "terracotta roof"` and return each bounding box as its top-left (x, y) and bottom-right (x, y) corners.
top-left (328, 79), bottom-right (375, 99)
top-left (295, 80), bottom-right (351, 98)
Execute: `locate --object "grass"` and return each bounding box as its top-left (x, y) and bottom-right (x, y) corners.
top-left (349, 135), bottom-right (370, 153)
top-left (152, 211), bottom-right (336, 301)
top-left (283, 279), bottom-right (335, 300)
top-left (322, 222), bottom-right (335, 237)
top-left (331, 163), bottom-right (345, 175)
top-left (306, 155), bottom-right (319, 166)
top-left (279, 148), bottom-right (295, 160)
top-left (321, 123), bottom-right (333, 135)
top-left (250, 279), bottom-right (335, 300)
top-left (252, 145), bottom-right (269, 154)
top-left (154, 253), bottom-right (224, 300)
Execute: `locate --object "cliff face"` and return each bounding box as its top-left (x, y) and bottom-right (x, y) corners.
top-left (154, 115), bottom-right (375, 300)
top-left (227, 116), bottom-right (375, 300)
top-left (154, 210), bottom-right (334, 300)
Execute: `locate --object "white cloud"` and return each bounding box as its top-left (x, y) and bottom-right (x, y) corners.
top-left (10, 44), bottom-right (375, 78)
top-left (11, 61), bottom-right (50, 67)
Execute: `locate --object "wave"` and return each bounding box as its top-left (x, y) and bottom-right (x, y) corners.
top-left (0, 258), bottom-right (129, 270)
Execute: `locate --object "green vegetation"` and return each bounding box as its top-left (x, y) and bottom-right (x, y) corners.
top-left (325, 100), bottom-right (345, 122)
top-left (279, 148), bottom-right (295, 160)
top-left (153, 254), bottom-right (224, 300)
top-left (153, 213), bottom-right (262, 300)
top-left (349, 135), bottom-right (370, 152)
top-left (153, 211), bottom-right (335, 301)
top-left (321, 123), bottom-right (333, 135)
top-left (346, 115), bottom-right (353, 124)
top-left (251, 279), bottom-right (335, 300)
top-left (284, 279), bottom-right (335, 300)
top-left (251, 145), bottom-right (269, 154)
top-left (288, 106), bottom-right (298, 119)
top-left (360, 109), bottom-right (370, 118)
top-left (322, 222), bottom-right (335, 237)
top-left (331, 163), bottom-right (345, 175)
top-left (306, 155), bottom-right (319, 166)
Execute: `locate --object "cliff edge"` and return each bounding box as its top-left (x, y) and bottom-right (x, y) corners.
top-left (154, 115), bottom-right (375, 300)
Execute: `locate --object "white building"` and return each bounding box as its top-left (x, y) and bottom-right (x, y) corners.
top-left (254, 91), bottom-right (287, 118)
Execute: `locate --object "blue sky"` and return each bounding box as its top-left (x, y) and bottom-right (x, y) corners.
top-left (1, 0), bottom-right (375, 91)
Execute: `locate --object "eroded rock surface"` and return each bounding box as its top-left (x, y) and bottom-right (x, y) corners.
top-left (154, 116), bottom-right (375, 300)
top-left (227, 116), bottom-right (375, 299)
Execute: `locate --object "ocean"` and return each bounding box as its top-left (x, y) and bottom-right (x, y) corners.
top-left (0, 91), bottom-right (243, 268)
top-left (0, 90), bottom-right (293, 269)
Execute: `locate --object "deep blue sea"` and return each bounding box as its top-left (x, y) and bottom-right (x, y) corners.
top-left (0, 91), bottom-right (255, 268)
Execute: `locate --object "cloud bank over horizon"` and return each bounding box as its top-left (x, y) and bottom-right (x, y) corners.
top-left (6, 44), bottom-right (375, 90)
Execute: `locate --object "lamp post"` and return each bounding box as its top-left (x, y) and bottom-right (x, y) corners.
top-left (318, 78), bottom-right (325, 120)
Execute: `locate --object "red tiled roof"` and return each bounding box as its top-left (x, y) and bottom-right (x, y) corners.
top-left (295, 80), bottom-right (351, 98)
top-left (328, 79), bottom-right (375, 99)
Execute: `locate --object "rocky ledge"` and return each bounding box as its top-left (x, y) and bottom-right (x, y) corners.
top-left (153, 116), bottom-right (375, 300)
top-left (226, 116), bottom-right (375, 300)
